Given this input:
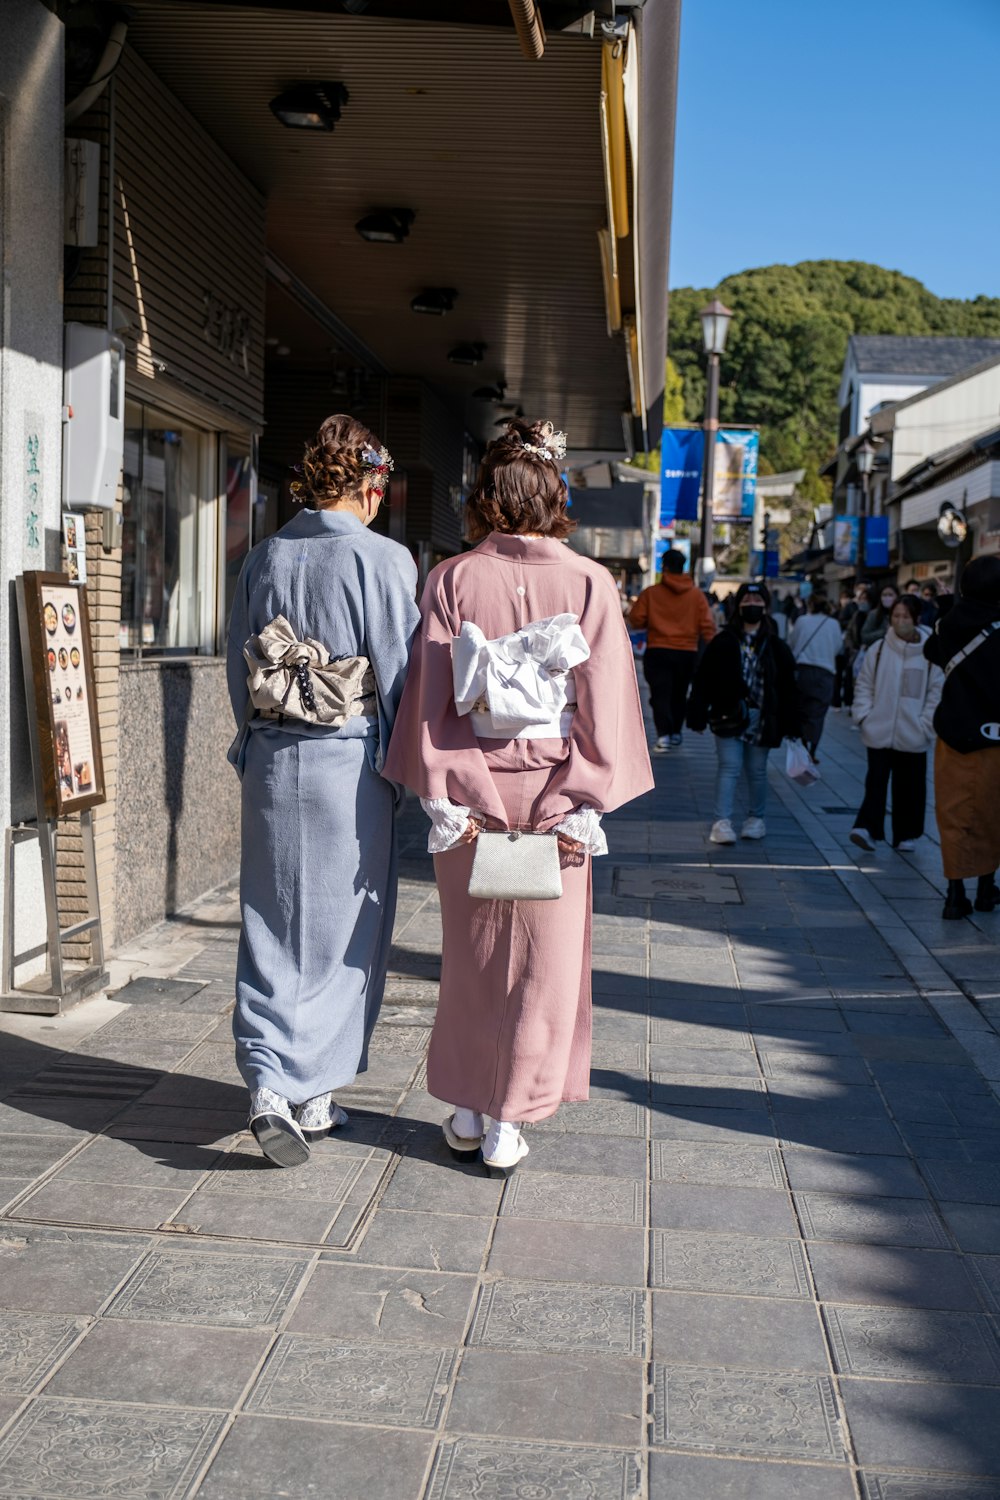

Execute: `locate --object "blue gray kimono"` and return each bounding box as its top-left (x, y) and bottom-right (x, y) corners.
top-left (226, 508), bottom-right (419, 1102)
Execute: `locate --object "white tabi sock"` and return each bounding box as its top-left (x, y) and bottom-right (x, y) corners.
top-left (452, 1107), bottom-right (484, 1140)
top-left (483, 1119), bottom-right (521, 1157)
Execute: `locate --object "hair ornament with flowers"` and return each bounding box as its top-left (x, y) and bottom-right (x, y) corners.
top-left (361, 445), bottom-right (395, 491)
top-left (521, 421), bottom-right (567, 463)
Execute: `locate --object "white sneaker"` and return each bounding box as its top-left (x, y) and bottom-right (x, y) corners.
top-left (740, 817), bottom-right (766, 840)
top-left (709, 819), bottom-right (736, 845)
top-left (850, 827), bottom-right (876, 851)
top-left (895, 839), bottom-right (917, 853)
top-left (482, 1120), bottom-right (529, 1177)
top-left (653, 736), bottom-right (671, 755)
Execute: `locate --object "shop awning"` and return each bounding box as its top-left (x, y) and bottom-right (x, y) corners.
top-left (122, 2), bottom-right (678, 454)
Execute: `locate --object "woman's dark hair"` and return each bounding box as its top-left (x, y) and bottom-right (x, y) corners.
top-left (961, 556), bottom-right (1000, 604)
top-left (464, 418), bottom-right (574, 541)
top-left (294, 413), bottom-right (388, 508)
top-left (891, 595), bottom-right (922, 625)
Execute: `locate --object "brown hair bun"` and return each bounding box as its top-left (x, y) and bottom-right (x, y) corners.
top-left (465, 417), bottom-right (574, 541)
top-left (294, 413), bottom-right (392, 508)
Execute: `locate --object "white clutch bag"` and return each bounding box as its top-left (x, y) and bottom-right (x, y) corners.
top-left (468, 830), bottom-right (563, 901)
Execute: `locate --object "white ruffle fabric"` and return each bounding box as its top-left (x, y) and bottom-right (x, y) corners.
top-left (451, 613), bottom-right (590, 739)
top-left (421, 798), bottom-right (605, 857)
top-left (553, 805), bottom-right (608, 856)
top-left (421, 797), bottom-right (476, 854)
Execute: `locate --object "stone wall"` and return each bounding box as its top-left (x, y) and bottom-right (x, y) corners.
top-left (115, 660), bottom-right (240, 945)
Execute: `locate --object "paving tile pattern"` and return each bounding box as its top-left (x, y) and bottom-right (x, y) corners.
top-left (3, 713), bottom-right (1000, 1491)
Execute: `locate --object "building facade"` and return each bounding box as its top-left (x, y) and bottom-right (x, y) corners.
top-left (2, 0), bottom-right (679, 995)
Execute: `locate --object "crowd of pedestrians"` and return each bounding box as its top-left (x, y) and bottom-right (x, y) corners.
top-left (625, 555), bottom-right (999, 926)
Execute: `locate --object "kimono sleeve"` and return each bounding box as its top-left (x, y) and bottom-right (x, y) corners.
top-left (381, 570), bottom-right (509, 825)
top-left (363, 544), bottom-right (421, 768)
top-left (226, 555), bottom-right (252, 729)
top-left (534, 572), bottom-right (654, 827)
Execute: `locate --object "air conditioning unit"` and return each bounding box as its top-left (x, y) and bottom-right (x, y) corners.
top-left (62, 323), bottom-right (125, 510)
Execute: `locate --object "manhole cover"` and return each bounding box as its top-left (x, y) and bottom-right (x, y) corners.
top-left (612, 869), bottom-right (742, 903)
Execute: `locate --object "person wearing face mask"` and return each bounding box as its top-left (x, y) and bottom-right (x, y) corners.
top-left (849, 596), bottom-right (943, 854)
top-left (860, 583), bottom-right (901, 649)
top-left (687, 582), bottom-right (800, 844)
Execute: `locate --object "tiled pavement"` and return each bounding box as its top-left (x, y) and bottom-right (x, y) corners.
top-left (1, 711), bottom-right (1000, 1496)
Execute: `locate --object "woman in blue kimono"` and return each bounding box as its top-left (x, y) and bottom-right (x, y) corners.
top-left (227, 414), bottom-right (419, 1166)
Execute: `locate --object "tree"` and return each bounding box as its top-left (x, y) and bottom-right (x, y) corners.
top-left (666, 261), bottom-right (1000, 548)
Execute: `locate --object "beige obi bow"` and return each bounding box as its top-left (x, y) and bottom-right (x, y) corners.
top-left (244, 615), bottom-right (376, 727)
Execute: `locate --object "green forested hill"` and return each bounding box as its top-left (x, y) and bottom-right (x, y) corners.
top-left (667, 262), bottom-right (1000, 506)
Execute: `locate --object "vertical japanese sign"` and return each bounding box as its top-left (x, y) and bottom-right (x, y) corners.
top-left (24, 415), bottom-right (44, 564)
top-left (660, 427), bottom-right (704, 524)
top-left (711, 429), bottom-right (759, 520)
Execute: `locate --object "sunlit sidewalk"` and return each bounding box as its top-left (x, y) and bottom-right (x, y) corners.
top-left (0, 717), bottom-right (999, 1496)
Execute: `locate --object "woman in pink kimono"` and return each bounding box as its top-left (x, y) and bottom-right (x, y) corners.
top-left (383, 419), bottom-right (653, 1174)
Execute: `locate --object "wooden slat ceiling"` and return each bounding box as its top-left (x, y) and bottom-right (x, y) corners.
top-left (123, 4), bottom-right (631, 450)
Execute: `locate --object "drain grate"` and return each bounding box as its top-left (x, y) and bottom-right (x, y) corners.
top-left (612, 868), bottom-right (742, 903)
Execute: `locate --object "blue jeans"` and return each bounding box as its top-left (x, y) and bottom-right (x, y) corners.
top-left (713, 736), bottom-right (770, 823)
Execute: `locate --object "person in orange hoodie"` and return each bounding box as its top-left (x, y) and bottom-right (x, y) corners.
top-left (628, 550), bottom-right (717, 752)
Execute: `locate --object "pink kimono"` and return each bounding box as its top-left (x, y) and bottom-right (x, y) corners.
top-left (382, 532), bottom-right (653, 1122)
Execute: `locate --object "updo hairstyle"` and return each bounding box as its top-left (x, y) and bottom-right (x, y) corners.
top-left (294, 413), bottom-right (389, 508)
top-left (464, 418), bottom-right (574, 542)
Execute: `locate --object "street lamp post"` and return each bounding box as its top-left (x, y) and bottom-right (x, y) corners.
top-left (855, 437), bottom-right (875, 518)
top-left (696, 298), bottom-right (733, 586)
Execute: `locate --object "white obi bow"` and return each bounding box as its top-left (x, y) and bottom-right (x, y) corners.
top-left (451, 613), bottom-right (590, 737)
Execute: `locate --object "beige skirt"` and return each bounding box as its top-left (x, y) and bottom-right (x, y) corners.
top-left (934, 739), bottom-right (1000, 879)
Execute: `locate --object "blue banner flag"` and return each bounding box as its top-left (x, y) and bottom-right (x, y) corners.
top-left (864, 515), bottom-right (889, 568)
top-left (660, 428), bottom-right (704, 525)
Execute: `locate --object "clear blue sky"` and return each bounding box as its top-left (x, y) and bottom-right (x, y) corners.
top-left (669, 0), bottom-right (999, 300)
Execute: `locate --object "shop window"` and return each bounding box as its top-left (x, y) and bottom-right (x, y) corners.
top-left (122, 401), bottom-right (215, 654)
top-left (223, 439), bottom-right (254, 632)
top-left (121, 404), bottom-right (257, 656)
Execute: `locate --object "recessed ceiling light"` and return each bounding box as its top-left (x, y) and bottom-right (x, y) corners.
top-left (355, 208), bottom-right (415, 244)
top-left (411, 288), bottom-right (457, 315)
top-left (447, 341), bottom-right (487, 366)
top-left (269, 82), bottom-right (349, 132)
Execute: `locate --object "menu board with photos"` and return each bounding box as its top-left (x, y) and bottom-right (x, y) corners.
top-left (18, 572), bottom-right (106, 817)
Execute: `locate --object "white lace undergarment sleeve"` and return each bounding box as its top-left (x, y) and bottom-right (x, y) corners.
top-left (553, 805), bottom-right (608, 857)
top-left (421, 797), bottom-right (482, 854)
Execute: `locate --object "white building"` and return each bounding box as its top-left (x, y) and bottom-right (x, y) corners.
top-left (838, 334), bottom-right (1000, 446)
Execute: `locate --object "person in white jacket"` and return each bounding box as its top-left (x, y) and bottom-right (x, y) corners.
top-left (850, 596), bottom-right (943, 853)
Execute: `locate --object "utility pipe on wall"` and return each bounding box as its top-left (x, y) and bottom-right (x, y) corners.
top-left (65, 18), bottom-right (128, 124)
top-left (508, 0), bottom-right (546, 60)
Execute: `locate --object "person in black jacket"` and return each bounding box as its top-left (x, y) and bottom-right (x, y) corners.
top-left (687, 582), bottom-right (800, 845)
top-left (924, 556), bottom-right (1000, 919)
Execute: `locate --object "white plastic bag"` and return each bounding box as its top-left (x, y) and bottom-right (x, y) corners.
top-left (784, 737), bottom-right (820, 787)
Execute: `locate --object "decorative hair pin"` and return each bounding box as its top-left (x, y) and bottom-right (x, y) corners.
top-left (521, 422), bottom-right (567, 462)
top-left (361, 445), bottom-right (395, 487)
